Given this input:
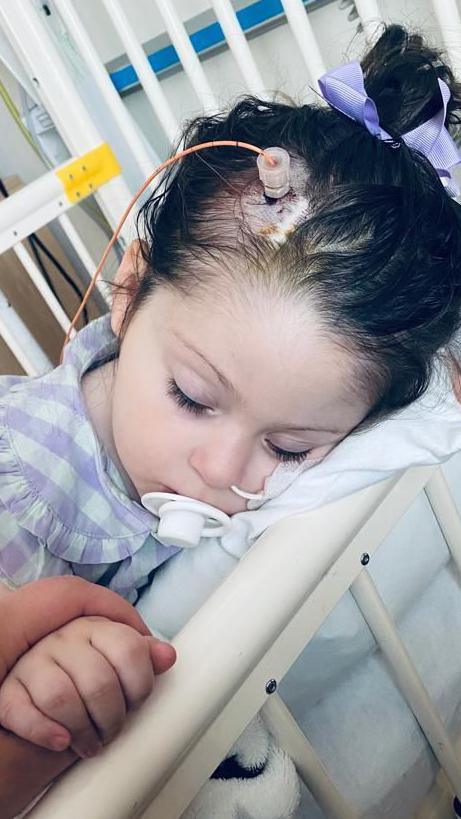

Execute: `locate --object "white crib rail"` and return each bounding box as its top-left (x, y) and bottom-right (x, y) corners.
top-left (0, 290), bottom-right (52, 375)
top-left (12, 243), bottom-right (72, 335)
top-left (29, 463), bottom-right (461, 819)
top-left (432, 0), bottom-right (461, 79)
top-left (211, 0), bottom-right (266, 96)
top-left (280, 0), bottom-right (326, 88)
top-left (56, 213), bottom-right (112, 305)
top-left (263, 694), bottom-right (360, 819)
top-left (52, 0), bottom-right (162, 172)
top-left (100, 0), bottom-right (179, 146)
top-left (354, 0), bottom-right (383, 41)
top-left (154, 0), bottom-right (218, 113)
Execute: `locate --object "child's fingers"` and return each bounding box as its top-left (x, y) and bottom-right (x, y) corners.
top-left (0, 576), bottom-right (152, 682)
top-left (0, 675), bottom-right (71, 752)
top-left (148, 639), bottom-right (177, 675)
top-left (11, 653), bottom-right (101, 756)
top-left (19, 646), bottom-right (107, 757)
top-left (56, 651), bottom-right (127, 750)
top-left (89, 625), bottom-right (155, 709)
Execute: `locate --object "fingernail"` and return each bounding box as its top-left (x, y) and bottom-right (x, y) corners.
top-left (81, 743), bottom-right (103, 758)
top-left (50, 734), bottom-right (69, 751)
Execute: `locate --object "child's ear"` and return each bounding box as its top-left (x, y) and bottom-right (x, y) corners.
top-left (111, 240), bottom-right (148, 337)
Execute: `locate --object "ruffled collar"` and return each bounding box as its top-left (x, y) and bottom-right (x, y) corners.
top-left (0, 316), bottom-right (159, 564)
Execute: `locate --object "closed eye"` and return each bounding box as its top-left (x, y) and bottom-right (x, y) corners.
top-left (266, 442), bottom-right (312, 464)
top-left (167, 379), bottom-right (210, 416)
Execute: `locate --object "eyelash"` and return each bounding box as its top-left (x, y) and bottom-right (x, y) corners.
top-left (167, 379), bottom-right (312, 463)
top-left (266, 444), bottom-right (311, 464)
top-left (168, 378), bottom-right (209, 416)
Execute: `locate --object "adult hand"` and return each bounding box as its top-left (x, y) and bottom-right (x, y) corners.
top-left (0, 576), bottom-right (175, 819)
top-left (0, 576), bottom-right (176, 682)
top-left (0, 615), bottom-right (170, 755)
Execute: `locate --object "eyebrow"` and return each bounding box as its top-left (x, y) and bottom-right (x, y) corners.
top-left (275, 423), bottom-right (346, 434)
top-left (172, 330), bottom-right (348, 435)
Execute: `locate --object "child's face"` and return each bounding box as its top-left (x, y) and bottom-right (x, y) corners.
top-left (109, 269), bottom-right (371, 515)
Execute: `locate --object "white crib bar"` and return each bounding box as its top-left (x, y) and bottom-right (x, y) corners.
top-left (0, 290), bottom-right (51, 375)
top-left (0, 165), bottom-right (73, 255)
top-left (431, 0), bottom-right (461, 80)
top-left (101, 0), bottom-right (179, 145)
top-left (57, 214), bottom-right (111, 306)
top-left (53, 0), bottom-right (161, 174)
top-left (280, 0), bottom-right (326, 92)
top-left (263, 694), bottom-right (360, 819)
top-left (425, 469), bottom-right (461, 577)
top-left (154, 0), bottom-right (218, 113)
top-left (13, 243), bottom-right (72, 335)
top-left (211, 0), bottom-right (266, 97)
top-left (354, 0), bottom-right (383, 42)
top-left (351, 567), bottom-right (461, 798)
top-left (0, 0), bottom-right (133, 239)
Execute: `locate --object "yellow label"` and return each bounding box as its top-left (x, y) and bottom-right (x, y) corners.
top-left (56, 143), bottom-right (121, 203)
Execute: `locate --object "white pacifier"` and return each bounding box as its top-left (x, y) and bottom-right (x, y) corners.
top-left (141, 492), bottom-right (232, 549)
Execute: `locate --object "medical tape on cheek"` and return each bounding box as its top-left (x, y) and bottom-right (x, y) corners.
top-left (244, 457), bottom-right (324, 510)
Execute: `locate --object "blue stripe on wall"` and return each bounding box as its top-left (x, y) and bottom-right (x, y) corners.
top-left (110, 0), bottom-right (315, 92)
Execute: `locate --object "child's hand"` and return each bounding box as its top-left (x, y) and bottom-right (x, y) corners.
top-left (0, 575), bottom-right (165, 681)
top-left (0, 615), bottom-right (175, 758)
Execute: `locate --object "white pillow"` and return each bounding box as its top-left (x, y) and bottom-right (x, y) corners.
top-left (221, 363), bottom-right (461, 556)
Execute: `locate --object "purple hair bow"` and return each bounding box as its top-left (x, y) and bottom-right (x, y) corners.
top-left (318, 60), bottom-right (461, 197)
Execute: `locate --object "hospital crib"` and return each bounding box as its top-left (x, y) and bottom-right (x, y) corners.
top-left (1, 1), bottom-right (461, 817)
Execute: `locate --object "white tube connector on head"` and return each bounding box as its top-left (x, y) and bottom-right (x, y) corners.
top-left (257, 147), bottom-right (291, 199)
top-left (141, 492), bottom-right (231, 548)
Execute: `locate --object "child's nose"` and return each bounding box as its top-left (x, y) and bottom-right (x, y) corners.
top-left (189, 435), bottom-right (251, 492)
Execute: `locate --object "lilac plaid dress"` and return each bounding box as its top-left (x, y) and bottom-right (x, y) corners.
top-left (0, 315), bottom-right (179, 602)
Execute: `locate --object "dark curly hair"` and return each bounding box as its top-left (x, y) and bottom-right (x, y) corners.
top-left (124, 24), bottom-right (461, 427)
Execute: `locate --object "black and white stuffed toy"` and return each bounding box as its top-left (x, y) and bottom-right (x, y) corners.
top-left (181, 715), bottom-right (300, 819)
